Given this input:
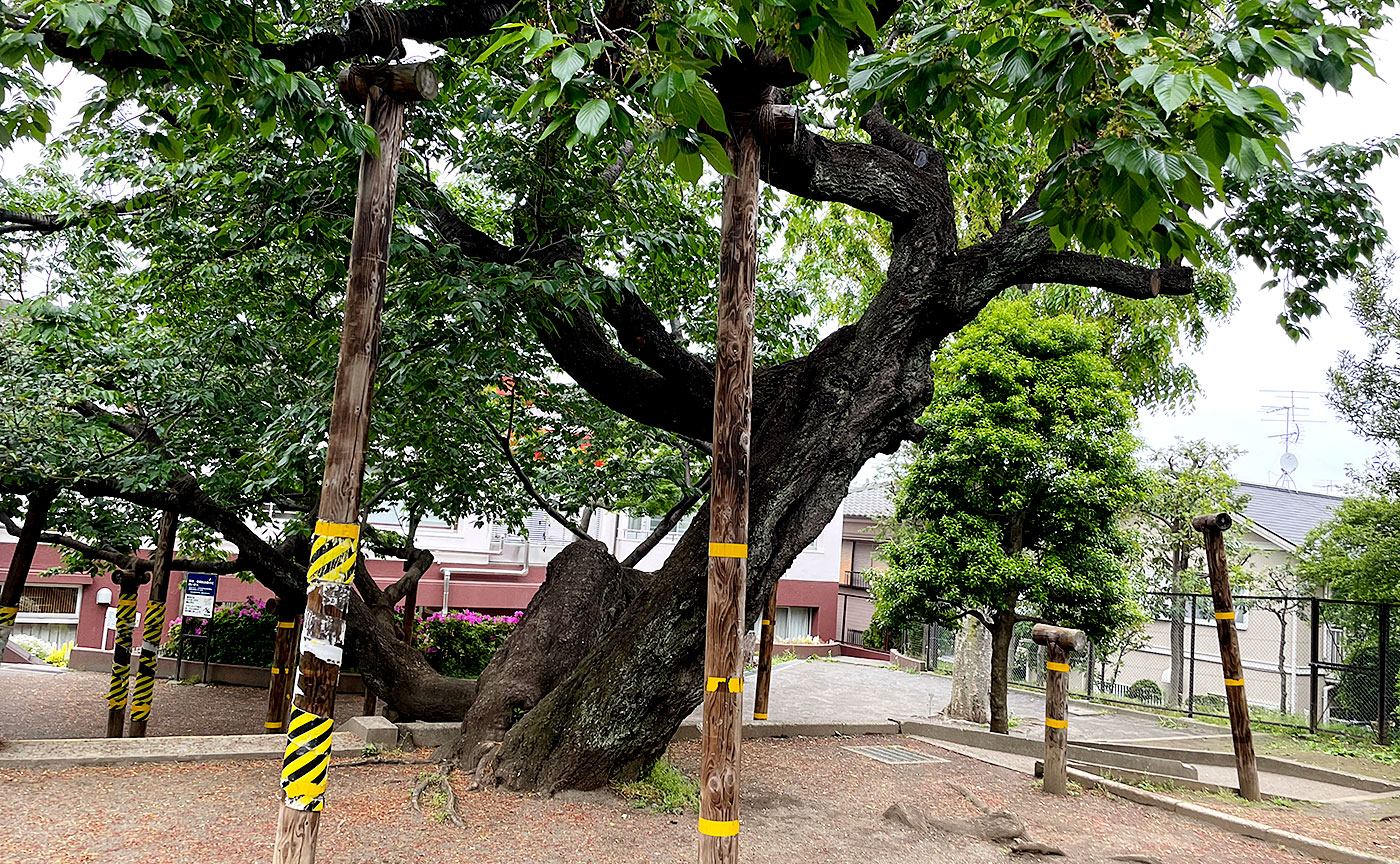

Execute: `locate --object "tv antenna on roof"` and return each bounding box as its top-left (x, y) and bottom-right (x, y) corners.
top-left (1259, 390), bottom-right (1324, 490)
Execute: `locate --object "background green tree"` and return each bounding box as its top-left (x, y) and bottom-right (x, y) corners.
top-left (872, 297), bottom-right (1145, 733)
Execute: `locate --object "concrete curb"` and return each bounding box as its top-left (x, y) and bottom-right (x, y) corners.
top-left (670, 720), bottom-right (901, 741)
top-left (0, 731), bottom-right (365, 770)
top-left (1068, 767), bottom-right (1398, 864)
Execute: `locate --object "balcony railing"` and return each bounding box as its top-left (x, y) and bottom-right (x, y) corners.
top-left (843, 570), bottom-right (871, 590)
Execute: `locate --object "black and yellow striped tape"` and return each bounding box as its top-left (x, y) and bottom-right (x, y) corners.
top-left (107, 663), bottom-right (130, 709)
top-left (142, 601), bottom-right (165, 646)
top-left (308, 521), bottom-right (359, 585)
top-left (282, 706), bottom-right (334, 811)
top-left (0, 605), bottom-right (17, 629)
top-left (130, 656), bottom-right (158, 720)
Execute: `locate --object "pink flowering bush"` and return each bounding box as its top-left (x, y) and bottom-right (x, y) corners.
top-left (412, 609), bottom-right (523, 678)
top-left (166, 596), bottom-right (277, 666)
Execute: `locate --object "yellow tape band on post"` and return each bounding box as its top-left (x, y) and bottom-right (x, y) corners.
top-left (698, 818), bottom-right (740, 837)
top-left (314, 520), bottom-right (360, 540)
top-left (1045, 717), bottom-right (1068, 729)
top-left (1046, 662), bottom-right (1071, 673)
top-left (266, 721), bottom-right (283, 729)
top-left (753, 712), bottom-right (768, 719)
top-left (708, 542), bottom-right (748, 559)
top-left (308, 527), bottom-right (358, 585)
top-left (0, 606), bottom-right (18, 628)
top-left (1224, 678), bottom-right (1246, 687)
top-left (706, 677), bottom-right (744, 693)
top-left (1215, 611), bottom-right (1236, 620)
top-left (282, 706), bottom-right (333, 812)
top-left (278, 621), bottom-right (297, 629)
top-left (762, 619), bottom-right (772, 626)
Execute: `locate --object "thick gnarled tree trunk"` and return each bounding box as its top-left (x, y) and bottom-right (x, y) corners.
top-left (945, 615), bottom-right (992, 724)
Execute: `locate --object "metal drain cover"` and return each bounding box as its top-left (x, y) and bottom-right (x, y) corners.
top-left (843, 745), bottom-right (948, 765)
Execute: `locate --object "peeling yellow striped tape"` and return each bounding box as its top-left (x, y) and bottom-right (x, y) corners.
top-left (1046, 662), bottom-right (1070, 672)
top-left (698, 818), bottom-right (739, 837)
top-left (708, 542), bottom-right (747, 559)
top-left (1045, 717), bottom-right (1068, 729)
top-left (706, 677), bottom-right (743, 693)
top-left (282, 706), bottom-right (333, 811)
top-left (308, 530), bottom-right (357, 585)
top-left (314, 520), bottom-right (359, 539)
top-left (0, 606), bottom-right (17, 628)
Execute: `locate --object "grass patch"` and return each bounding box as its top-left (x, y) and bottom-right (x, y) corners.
top-left (614, 759), bottom-right (700, 814)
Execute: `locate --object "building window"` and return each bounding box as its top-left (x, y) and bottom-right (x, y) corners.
top-left (17, 585), bottom-right (80, 619)
top-left (775, 606), bottom-right (814, 641)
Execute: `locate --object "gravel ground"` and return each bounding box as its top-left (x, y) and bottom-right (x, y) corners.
top-left (0, 668), bottom-right (362, 740)
top-left (1168, 787), bottom-right (1400, 860)
top-left (0, 735), bottom-right (1328, 864)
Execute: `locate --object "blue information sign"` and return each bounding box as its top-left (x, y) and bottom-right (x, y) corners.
top-left (182, 573), bottom-right (218, 620)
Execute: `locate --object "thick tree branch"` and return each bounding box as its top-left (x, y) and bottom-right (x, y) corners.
top-left (1019, 250), bottom-right (1195, 298)
top-left (480, 407), bottom-right (593, 543)
top-left (0, 512), bottom-right (244, 576)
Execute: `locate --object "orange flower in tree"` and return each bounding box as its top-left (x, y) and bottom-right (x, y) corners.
top-left (594, 459), bottom-right (606, 468)
top-left (533, 451), bottom-right (545, 461)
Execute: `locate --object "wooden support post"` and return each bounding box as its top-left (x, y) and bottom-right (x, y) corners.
top-left (0, 487), bottom-right (57, 656)
top-left (698, 124), bottom-right (762, 864)
top-left (271, 61), bottom-right (437, 864)
top-left (753, 589), bottom-right (778, 720)
top-left (265, 604), bottom-right (300, 734)
top-left (1193, 512), bottom-right (1261, 801)
top-left (129, 510), bottom-right (179, 738)
top-left (401, 578), bottom-right (418, 644)
top-left (1031, 623), bottom-right (1085, 796)
top-left (106, 575), bottom-right (141, 738)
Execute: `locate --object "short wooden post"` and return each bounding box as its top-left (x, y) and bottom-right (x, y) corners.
top-left (265, 602), bottom-right (300, 734)
top-left (271, 61), bottom-right (438, 864)
top-left (1031, 623), bottom-right (1085, 795)
top-left (129, 510), bottom-right (179, 738)
top-left (106, 574), bottom-right (142, 738)
top-left (753, 590), bottom-right (778, 720)
top-left (1193, 512), bottom-right (1261, 801)
top-left (0, 487), bottom-right (57, 656)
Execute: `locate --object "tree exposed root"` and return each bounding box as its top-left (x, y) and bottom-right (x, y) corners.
top-left (411, 766), bottom-right (466, 829)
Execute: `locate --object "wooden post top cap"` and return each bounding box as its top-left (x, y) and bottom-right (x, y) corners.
top-left (1191, 512), bottom-right (1233, 533)
top-left (338, 62), bottom-right (440, 105)
top-left (1031, 623), bottom-right (1087, 652)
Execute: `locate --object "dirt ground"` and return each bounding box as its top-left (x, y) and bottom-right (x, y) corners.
top-left (0, 735), bottom-right (1328, 864)
top-left (1167, 786), bottom-right (1400, 860)
top-left (0, 669), bottom-right (362, 740)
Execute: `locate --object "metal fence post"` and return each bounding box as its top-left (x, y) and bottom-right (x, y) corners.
top-left (1085, 640), bottom-right (1095, 698)
top-left (1310, 596), bottom-right (1321, 735)
top-left (1379, 603), bottom-right (1391, 746)
top-left (1187, 595), bottom-right (1197, 717)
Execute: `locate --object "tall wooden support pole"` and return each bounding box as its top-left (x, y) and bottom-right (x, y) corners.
top-left (1032, 623), bottom-right (1085, 796)
top-left (698, 123), bottom-right (761, 863)
top-left (106, 575), bottom-right (141, 737)
top-left (752, 590), bottom-right (778, 720)
top-left (0, 487), bottom-right (57, 656)
top-left (129, 510), bottom-right (179, 738)
top-left (272, 61), bottom-right (437, 864)
top-left (265, 605), bottom-right (300, 733)
top-left (1193, 512), bottom-right (1260, 801)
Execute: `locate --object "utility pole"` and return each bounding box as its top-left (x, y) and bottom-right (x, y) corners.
top-left (129, 510), bottom-right (179, 738)
top-left (271, 61), bottom-right (438, 864)
top-left (0, 487), bottom-right (57, 657)
top-left (698, 92), bottom-right (797, 864)
top-left (1193, 512), bottom-right (1261, 801)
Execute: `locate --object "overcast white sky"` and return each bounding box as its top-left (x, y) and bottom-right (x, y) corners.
top-left (1138, 23), bottom-right (1400, 494)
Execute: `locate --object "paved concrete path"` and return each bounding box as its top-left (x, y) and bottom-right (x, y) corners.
top-left (686, 657), bottom-right (1222, 744)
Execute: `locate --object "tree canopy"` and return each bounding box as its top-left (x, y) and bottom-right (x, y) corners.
top-left (872, 297), bottom-right (1144, 731)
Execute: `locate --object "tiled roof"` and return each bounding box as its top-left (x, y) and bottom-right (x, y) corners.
top-left (1237, 482), bottom-right (1343, 549)
top-left (844, 483), bottom-right (894, 519)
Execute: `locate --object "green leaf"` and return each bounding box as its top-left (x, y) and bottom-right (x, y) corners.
top-left (121, 4), bottom-right (153, 36)
top-left (696, 133), bottom-right (734, 176)
top-left (1115, 34), bottom-right (1150, 56)
top-left (574, 99), bottom-right (611, 137)
top-left (1153, 72), bottom-right (1194, 116)
top-left (149, 0), bottom-right (173, 17)
top-left (551, 48), bottom-right (586, 83)
top-left (673, 149), bottom-right (703, 183)
top-left (691, 81), bottom-right (728, 135)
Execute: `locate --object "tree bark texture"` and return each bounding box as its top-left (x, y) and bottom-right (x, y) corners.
top-left (989, 610), bottom-right (1015, 734)
top-left (753, 589), bottom-right (778, 720)
top-left (0, 488), bottom-right (56, 657)
top-left (129, 510), bottom-right (179, 738)
top-left (946, 615), bottom-right (992, 724)
top-left (274, 72), bottom-right (415, 864)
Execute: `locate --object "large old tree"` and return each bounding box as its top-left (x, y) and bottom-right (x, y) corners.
top-left (1, 0), bottom-right (1395, 792)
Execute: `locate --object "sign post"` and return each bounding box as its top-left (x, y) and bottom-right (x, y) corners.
top-left (181, 573), bottom-right (218, 684)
